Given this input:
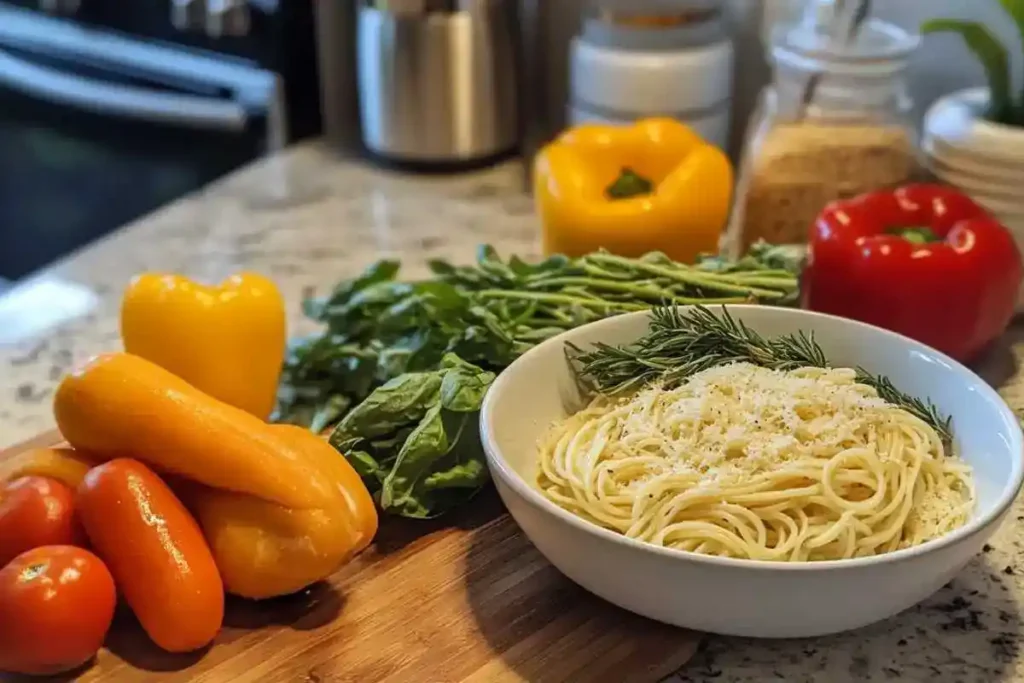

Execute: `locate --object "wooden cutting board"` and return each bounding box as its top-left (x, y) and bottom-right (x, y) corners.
top-left (0, 432), bottom-right (701, 683)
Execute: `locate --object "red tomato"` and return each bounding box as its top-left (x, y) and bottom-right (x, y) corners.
top-left (0, 546), bottom-right (116, 675)
top-left (0, 476), bottom-right (83, 566)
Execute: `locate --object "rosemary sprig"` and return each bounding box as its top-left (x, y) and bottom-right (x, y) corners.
top-left (852, 372), bottom-right (953, 443)
top-left (568, 305), bottom-right (953, 443)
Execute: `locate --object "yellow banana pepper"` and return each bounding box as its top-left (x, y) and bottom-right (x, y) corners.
top-left (534, 118), bottom-right (734, 264)
top-left (191, 426), bottom-right (377, 599)
top-left (121, 272), bottom-right (286, 420)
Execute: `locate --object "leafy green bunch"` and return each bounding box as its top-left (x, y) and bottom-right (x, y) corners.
top-left (329, 354), bottom-right (494, 518)
top-left (276, 244), bottom-right (803, 519)
top-left (923, 0), bottom-right (1024, 125)
top-left (275, 243), bottom-right (803, 433)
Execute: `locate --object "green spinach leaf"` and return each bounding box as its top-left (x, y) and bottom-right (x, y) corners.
top-left (329, 355), bottom-right (496, 518)
top-left (379, 403), bottom-right (448, 517)
top-left (330, 371), bottom-right (442, 442)
top-left (439, 353), bottom-right (496, 412)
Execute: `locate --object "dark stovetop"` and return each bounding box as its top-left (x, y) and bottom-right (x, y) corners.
top-left (0, 94), bottom-right (254, 281)
top-left (0, 0), bottom-right (314, 68)
top-left (0, 1), bottom-right (321, 282)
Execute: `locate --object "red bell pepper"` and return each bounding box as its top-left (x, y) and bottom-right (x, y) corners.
top-left (803, 184), bottom-right (1022, 362)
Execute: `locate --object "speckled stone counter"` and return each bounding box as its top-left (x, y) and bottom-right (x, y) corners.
top-left (0, 142), bottom-right (539, 447)
top-left (3, 140), bottom-right (1024, 683)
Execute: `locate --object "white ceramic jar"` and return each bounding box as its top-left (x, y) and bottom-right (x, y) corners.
top-left (568, 4), bottom-right (733, 150)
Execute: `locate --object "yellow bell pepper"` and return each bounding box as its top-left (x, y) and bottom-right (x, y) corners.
top-left (121, 272), bottom-right (286, 420)
top-left (534, 118), bottom-right (734, 264)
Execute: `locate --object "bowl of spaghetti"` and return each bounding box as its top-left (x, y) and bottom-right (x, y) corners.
top-left (479, 305), bottom-right (1023, 637)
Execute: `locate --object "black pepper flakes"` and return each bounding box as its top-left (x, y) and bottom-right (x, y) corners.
top-left (14, 383), bottom-right (50, 403)
top-left (10, 341), bottom-right (47, 365)
top-left (934, 596), bottom-right (971, 613)
top-left (1004, 565), bottom-right (1015, 575)
top-left (990, 633), bottom-right (1016, 660)
top-left (984, 543), bottom-right (994, 552)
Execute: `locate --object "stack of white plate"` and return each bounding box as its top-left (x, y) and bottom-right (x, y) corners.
top-left (923, 87), bottom-right (1024, 306)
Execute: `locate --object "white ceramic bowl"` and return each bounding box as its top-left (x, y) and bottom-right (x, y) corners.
top-left (480, 306), bottom-right (1024, 638)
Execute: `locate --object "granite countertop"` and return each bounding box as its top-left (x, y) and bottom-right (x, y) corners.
top-left (3, 140), bottom-right (1024, 683)
top-left (0, 142), bottom-right (540, 447)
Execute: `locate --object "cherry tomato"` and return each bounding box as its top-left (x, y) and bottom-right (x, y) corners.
top-left (0, 476), bottom-right (83, 567)
top-left (0, 545), bottom-right (116, 675)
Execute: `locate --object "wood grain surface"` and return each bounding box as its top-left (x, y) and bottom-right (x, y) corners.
top-left (0, 432), bottom-right (701, 683)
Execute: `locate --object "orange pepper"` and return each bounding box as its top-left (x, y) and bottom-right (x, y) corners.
top-left (534, 118), bottom-right (734, 264)
top-left (54, 352), bottom-right (378, 599)
top-left (54, 353), bottom-right (334, 510)
top-left (120, 272), bottom-right (286, 419)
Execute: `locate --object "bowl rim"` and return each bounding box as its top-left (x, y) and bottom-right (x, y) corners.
top-left (480, 305), bottom-right (1024, 572)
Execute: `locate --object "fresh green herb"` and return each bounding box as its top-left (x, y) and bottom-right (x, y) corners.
top-left (329, 354), bottom-right (494, 518)
top-left (274, 243), bottom-right (802, 430)
top-left (569, 305), bottom-right (953, 442)
top-left (277, 244), bottom-right (801, 519)
top-left (853, 372), bottom-right (953, 444)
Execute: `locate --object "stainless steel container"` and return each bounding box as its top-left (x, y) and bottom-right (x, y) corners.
top-left (356, 0), bottom-right (521, 165)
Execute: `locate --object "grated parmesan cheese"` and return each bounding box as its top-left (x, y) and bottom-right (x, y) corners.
top-left (609, 363), bottom-right (899, 489)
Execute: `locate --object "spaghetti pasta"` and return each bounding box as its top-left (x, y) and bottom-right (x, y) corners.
top-left (537, 363), bottom-right (974, 561)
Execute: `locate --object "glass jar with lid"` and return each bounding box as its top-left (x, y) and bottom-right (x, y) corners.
top-left (723, 0), bottom-right (921, 256)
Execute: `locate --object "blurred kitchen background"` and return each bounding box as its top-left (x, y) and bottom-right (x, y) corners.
top-left (0, 0), bottom-right (1017, 292)
top-left (516, 0), bottom-right (1022, 158)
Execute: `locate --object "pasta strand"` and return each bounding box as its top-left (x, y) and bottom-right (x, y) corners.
top-left (537, 363), bottom-right (974, 562)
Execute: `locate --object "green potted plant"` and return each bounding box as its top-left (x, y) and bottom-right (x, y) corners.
top-left (920, 0), bottom-right (1024, 311)
top-left (922, 2), bottom-right (1023, 125)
